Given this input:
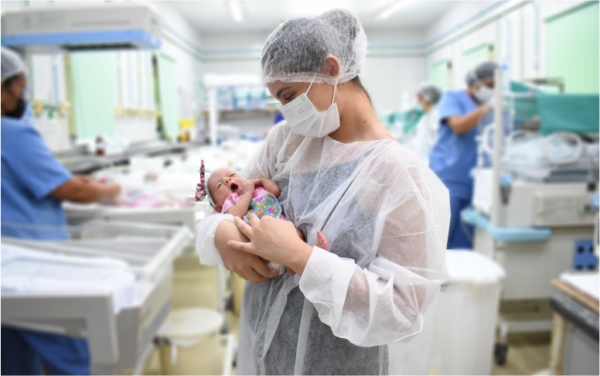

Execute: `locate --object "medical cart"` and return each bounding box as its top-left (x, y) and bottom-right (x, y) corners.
top-left (464, 69), bottom-right (599, 365)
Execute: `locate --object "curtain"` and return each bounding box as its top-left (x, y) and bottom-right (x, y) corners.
top-left (70, 52), bottom-right (116, 140)
top-left (156, 53), bottom-right (180, 138)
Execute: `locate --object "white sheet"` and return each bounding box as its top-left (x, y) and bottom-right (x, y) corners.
top-left (560, 272), bottom-right (599, 301)
top-left (2, 244), bottom-right (139, 312)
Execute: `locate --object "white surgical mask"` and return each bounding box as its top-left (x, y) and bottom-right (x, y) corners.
top-left (474, 85), bottom-right (493, 103)
top-left (280, 78), bottom-right (340, 138)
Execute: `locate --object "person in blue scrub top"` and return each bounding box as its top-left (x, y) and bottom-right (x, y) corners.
top-left (429, 61), bottom-right (498, 249)
top-left (1, 48), bottom-right (122, 375)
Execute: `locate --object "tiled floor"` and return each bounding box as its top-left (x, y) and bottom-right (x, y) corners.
top-left (492, 332), bottom-right (551, 375)
top-left (142, 254), bottom-right (551, 375)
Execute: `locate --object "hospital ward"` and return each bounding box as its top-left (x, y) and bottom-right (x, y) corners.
top-left (1, 0), bottom-right (599, 375)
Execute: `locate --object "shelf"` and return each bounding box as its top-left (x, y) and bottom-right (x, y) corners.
top-left (202, 108), bottom-right (279, 117)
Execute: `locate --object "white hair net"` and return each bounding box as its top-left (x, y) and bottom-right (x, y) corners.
top-left (466, 61), bottom-right (499, 87)
top-left (261, 9), bottom-right (367, 85)
top-left (196, 122), bottom-right (450, 374)
top-left (417, 83), bottom-right (442, 105)
top-left (1, 48), bottom-right (26, 84)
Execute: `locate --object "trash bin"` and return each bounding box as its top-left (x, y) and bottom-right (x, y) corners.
top-left (156, 307), bottom-right (224, 375)
top-left (431, 250), bottom-right (505, 375)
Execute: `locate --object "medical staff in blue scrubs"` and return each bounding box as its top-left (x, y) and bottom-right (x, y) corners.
top-left (1, 48), bottom-right (121, 375)
top-left (429, 61), bottom-right (498, 249)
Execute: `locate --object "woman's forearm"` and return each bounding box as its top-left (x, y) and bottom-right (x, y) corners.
top-left (287, 242), bottom-right (314, 275)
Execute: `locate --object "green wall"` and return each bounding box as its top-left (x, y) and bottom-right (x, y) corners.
top-left (546, 2), bottom-right (599, 93)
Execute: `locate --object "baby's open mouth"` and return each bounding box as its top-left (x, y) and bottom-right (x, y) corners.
top-left (231, 184), bottom-right (239, 194)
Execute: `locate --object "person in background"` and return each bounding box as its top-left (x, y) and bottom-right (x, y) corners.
top-left (428, 61), bottom-right (498, 249)
top-left (408, 83), bottom-right (442, 162)
top-left (1, 48), bottom-right (121, 375)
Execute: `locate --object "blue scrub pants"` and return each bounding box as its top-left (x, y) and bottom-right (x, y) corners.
top-left (1, 327), bottom-right (90, 375)
top-left (447, 195), bottom-right (474, 249)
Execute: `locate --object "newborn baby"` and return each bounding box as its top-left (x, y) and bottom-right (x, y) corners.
top-left (195, 161), bottom-right (327, 275)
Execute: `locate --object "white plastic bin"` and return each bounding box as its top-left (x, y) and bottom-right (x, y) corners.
top-left (431, 250), bottom-right (505, 375)
top-left (156, 308), bottom-right (225, 375)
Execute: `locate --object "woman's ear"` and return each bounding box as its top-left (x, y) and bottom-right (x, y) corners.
top-left (322, 55), bottom-right (341, 79)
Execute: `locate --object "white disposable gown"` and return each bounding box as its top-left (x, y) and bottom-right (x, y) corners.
top-left (197, 122), bottom-right (450, 374)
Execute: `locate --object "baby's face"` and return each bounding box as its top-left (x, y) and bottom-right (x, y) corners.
top-left (208, 168), bottom-right (245, 208)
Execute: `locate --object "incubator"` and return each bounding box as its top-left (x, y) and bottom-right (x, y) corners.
top-left (465, 70), bottom-right (599, 365)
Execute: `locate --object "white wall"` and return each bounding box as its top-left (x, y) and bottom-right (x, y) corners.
top-left (201, 30), bottom-right (269, 82)
top-left (201, 27), bottom-right (426, 113)
top-left (362, 29), bottom-right (426, 112)
top-left (424, 0), bottom-right (591, 90)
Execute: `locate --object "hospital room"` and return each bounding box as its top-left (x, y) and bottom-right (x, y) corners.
top-left (1, 0), bottom-right (598, 375)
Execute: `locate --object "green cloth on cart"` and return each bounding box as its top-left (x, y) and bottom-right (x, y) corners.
top-left (536, 93), bottom-right (599, 135)
top-left (509, 81), bottom-right (540, 123)
top-left (402, 108), bottom-right (424, 135)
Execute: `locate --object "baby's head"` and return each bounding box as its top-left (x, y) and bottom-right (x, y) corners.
top-left (208, 168), bottom-right (245, 212)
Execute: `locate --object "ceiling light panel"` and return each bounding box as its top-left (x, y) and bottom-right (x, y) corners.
top-left (228, 1), bottom-right (244, 22)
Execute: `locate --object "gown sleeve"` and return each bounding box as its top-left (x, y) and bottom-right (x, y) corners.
top-left (299, 147), bottom-right (450, 346)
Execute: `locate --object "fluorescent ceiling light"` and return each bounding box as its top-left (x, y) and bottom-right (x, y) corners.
top-left (376, 0), bottom-right (416, 20)
top-left (228, 1), bottom-right (243, 22)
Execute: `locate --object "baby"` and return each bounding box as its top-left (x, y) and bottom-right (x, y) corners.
top-left (195, 161), bottom-right (327, 275)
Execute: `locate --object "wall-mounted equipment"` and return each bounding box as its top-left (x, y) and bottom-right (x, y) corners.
top-left (1, 3), bottom-right (162, 52)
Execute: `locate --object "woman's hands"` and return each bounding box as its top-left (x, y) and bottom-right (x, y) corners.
top-left (228, 214), bottom-right (314, 276)
top-left (215, 219), bottom-right (279, 284)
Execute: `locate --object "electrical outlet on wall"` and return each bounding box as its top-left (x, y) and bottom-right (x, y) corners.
top-left (573, 240), bottom-right (597, 271)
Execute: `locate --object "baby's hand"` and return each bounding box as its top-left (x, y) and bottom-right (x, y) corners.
top-left (246, 178), bottom-right (264, 188)
top-left (242, 180), bottom-right (256, 195)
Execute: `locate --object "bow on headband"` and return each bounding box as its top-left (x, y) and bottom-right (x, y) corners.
top-left (195, 160), bottom-right (207, 202)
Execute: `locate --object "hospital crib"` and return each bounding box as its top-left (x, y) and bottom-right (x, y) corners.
top-left (1, 221), bottom-right (193, 374)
